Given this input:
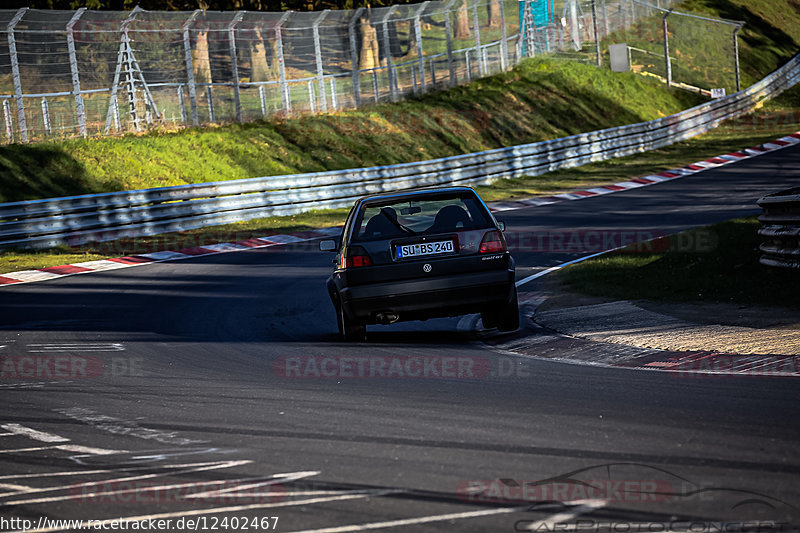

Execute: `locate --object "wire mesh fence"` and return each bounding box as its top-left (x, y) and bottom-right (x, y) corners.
top-left (521, 0), bottom-right (743, 95)
top-left (0, 0), bottom-right (742, 143)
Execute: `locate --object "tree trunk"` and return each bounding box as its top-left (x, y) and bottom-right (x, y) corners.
top-left (487, 0), bottom-right (502, 28)
top-left (192, 30), bottom-right (212, 85)
top-left (455, 0), bottom-right (471, 40)
top-left (405, 20), bottom-right (419, 58)
top-left (359, 15), bottom-right (380, 70)
top-left (250, 28), bottom-right (277, 82)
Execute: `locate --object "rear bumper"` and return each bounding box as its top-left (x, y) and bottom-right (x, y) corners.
top-left (339, 268), bottom-right (515, 323)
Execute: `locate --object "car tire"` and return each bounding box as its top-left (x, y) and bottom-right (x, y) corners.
top-left (495, 287), bottom-right (519, 332)
top-left (337, 299), bottom-right (366, 342)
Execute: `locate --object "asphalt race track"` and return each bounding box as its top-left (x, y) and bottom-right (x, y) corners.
top-left (0, 144), bottom-right (799, 532)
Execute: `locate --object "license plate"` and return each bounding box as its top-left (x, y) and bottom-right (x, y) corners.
top-left (396, 240), bottom-right (454, 259)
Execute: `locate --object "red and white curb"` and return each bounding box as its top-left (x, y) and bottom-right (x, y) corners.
top-left (487, 132), bottom-right (800, 212)
top-left (1, 131), bottom-right (798, 288)
top-left (484, 293), bottom-right (800, 377)
top-left (0, 228), bottom-right (341, 287)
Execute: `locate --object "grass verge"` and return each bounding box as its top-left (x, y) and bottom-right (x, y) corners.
top-left (556, 216), bottom-right (800, 309)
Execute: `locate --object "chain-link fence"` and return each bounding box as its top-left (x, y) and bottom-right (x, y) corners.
top-left (0, 0), bottom-right (742, 143)
top-left (521, 0), bottom-right (743, 96)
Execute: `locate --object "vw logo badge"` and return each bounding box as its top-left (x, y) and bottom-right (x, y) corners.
top-left (423, 263), bottom-right (432, 273)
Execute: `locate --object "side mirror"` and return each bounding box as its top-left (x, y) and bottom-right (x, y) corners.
top-left (319, 239), bottom-right (337, 252)
top-left (497, 220), bottom-right (506, 232)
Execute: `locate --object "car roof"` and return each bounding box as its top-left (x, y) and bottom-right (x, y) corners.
top-left (356, 187), bottom-right (478, 206)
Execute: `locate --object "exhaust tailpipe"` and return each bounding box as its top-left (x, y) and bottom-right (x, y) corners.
top-left (375, 312), bottom-right (399, 324)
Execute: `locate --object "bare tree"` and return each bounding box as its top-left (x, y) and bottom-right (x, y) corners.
top-left (487, 0), bottom-right (501, 28)
top-left (455, 0), bottom-right (471, 40)
top-left (249, 28), bottom-right (278, 82)
top-left (359, 13), bottom-right (380, 69)
top-left (192, 29), bottom-right (212, 84)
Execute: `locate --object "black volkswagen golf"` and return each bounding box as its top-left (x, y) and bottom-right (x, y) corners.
top-left (319, 187), bottom-right (518, 341)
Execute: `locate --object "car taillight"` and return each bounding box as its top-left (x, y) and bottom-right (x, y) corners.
top-left (479, 230), bottom-right (506, 254)
top-left (340, 247), bottom-right (373, 269)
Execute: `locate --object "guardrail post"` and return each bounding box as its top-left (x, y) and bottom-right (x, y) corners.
top-left (227, 11), bottom-right (245, 122)
top-left (7, 8), bottom-right (28, 143)
top-left (259, 85), bottom-right (267, 116)
top-left (308, 80), bottom-right (316, 113)
top-left (178, 85), bottom-right (187, 124)
top-left (182, 10), bottom-right (201, 126)
top-left (276, 11), bottom-right (292, 115)
top-left (381, 6), bottom-right (399, 102)
top-left (443, 0), bottom-right (457, 87)
top-left (111, 96), bottom-right (120, 130)
top-left (472, 0), bottom-right (484, 76)
top-left (372, 70), bottom-right (379, 102)
top-left (414, 2), bottom-right (429, 91)
top-left (41, 98), bottom-right (51, 136)
top-left (66, 8), bottom-right (87, 137)
top-left (663, 8), bottom-right (673, 87)
top-left (2, 100), bottom-right (12, 142)
top-left (330, 78), bottom-right (338, 109)
top-left (206, 85), bottom-right (215, 122)
top-left (313, 10), bottom-right (330, 111)
top-left (348, 8), bottom-right (365, 107)
top-left (734, 24), bottom-right (742, 92)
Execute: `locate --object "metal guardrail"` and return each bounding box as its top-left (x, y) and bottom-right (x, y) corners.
top-left (1, 52), bottom-right (799, 251)
top-left (758, 187), bottom-right (800, 270)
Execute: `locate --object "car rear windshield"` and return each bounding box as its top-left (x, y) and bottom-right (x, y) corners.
top-left (353, 192), bottom-right (494, 241)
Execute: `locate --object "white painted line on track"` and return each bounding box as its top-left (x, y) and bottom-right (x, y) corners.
top-left (27, 343), bottom-right (125, 353)
top-left (1, 423), bottom-right (71, 443)
top-left (515, 248), bottom-right (622, 288)
top-left (187, 471), bottom-right (320, 500)
top-left (0, 483), bottom-right (34, 491)
top-left (55, 444), bottom-right (125, 455)
top-left (0, 460), bottom-right (245, 482)
top-left (286, 506), bottom-right (529, 533)
top-left (0, 446), bottom-right (61, 454)
top-left (517, 499), bottom-right (606, 531)
top-left (1, 460), bottom-right (252, 506)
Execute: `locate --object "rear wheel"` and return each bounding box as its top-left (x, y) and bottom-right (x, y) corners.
top-left (495, 287), bottom-right (519, 332)
top-left (337, 299), bottom-right (366, 342)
